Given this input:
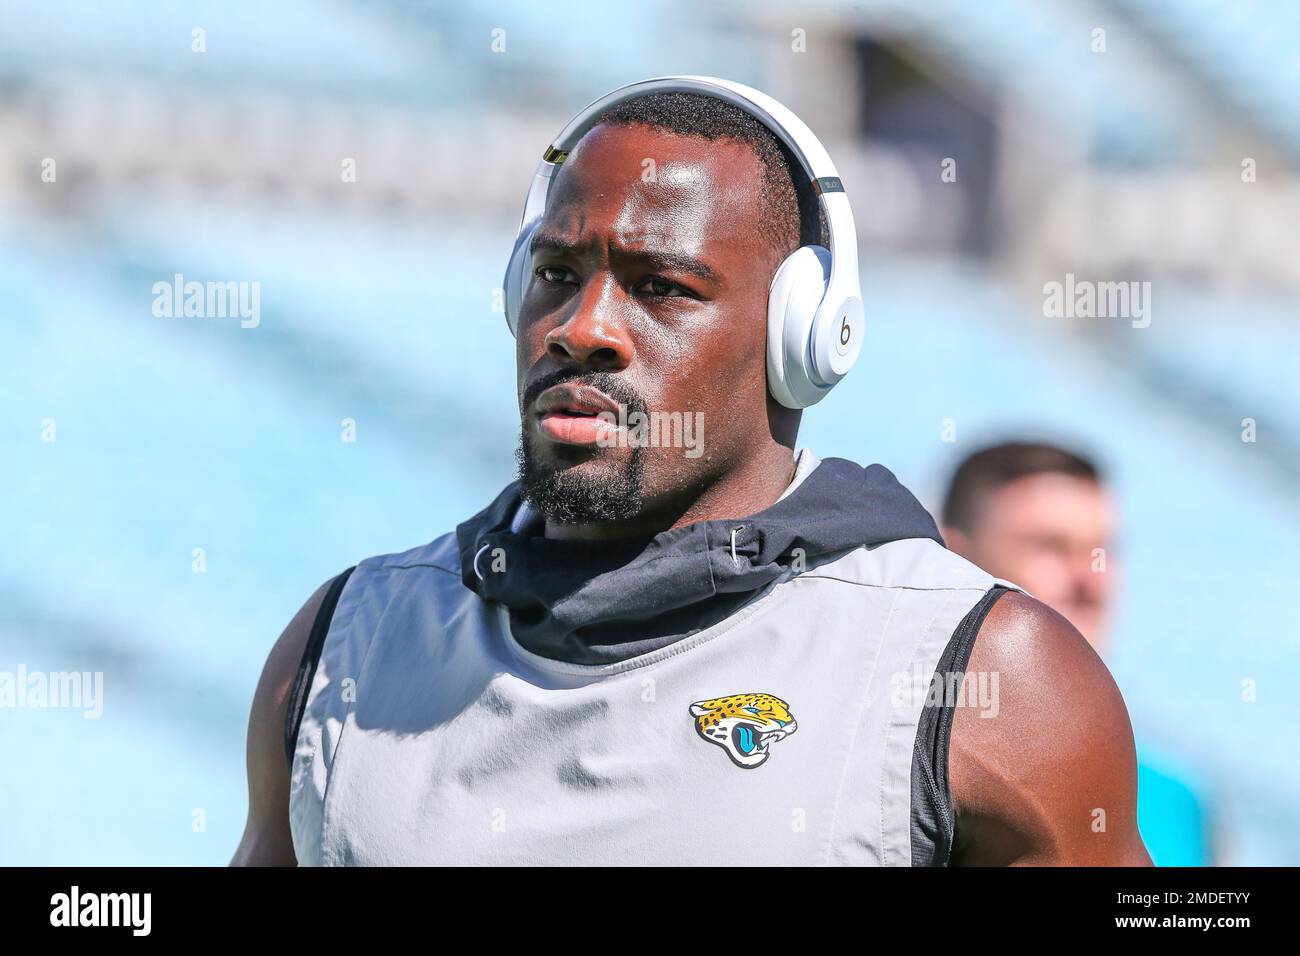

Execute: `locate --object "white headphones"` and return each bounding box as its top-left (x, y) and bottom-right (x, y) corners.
top-left (502, 75), bottom-right (863, 409)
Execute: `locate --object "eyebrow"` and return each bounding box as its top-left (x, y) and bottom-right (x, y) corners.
top-left (529, 231), bottom-right (721, 284)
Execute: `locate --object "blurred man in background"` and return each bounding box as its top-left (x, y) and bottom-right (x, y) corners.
top-left (940, 440), bottom-right (1212, 865)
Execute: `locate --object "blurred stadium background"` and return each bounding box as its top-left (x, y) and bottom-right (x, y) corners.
top-left (1, 0), bottom-right (1296, 865)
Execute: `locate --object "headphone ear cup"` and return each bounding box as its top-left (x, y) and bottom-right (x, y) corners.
top-left (502, 223), bottom-right (538, 336)
top-left (766, 245), bottom-right (831, 409)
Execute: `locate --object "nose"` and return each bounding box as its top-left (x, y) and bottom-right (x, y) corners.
top-left (543, 277), bottom-right (633, 372)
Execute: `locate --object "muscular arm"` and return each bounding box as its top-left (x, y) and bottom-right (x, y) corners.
top-left (949, 591), bottom-right (1151, 866)
top-left (229, 580), bottom-right (332, 866)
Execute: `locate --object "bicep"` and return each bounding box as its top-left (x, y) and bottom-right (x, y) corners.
top-left (949, 592), bottom-right (1151, 866)
top-left (230, 579), bottom-right (332, 866)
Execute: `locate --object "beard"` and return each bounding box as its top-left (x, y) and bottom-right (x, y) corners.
top-left (515, 370), bottom-right (647, 525)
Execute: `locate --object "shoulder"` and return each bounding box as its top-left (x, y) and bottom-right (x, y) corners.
top-left (802, 537), bottom-right (999, 592)
top-left (252, 576), bottom-right (340, 759)
top-left (369, 531), bottom-right (462, 576)
top-left (233, 530), bottom-right (463, 866)
top-left (284, 534), bottom-right (464, 700)
top-left (231, 575), bottom-right (337, 865)
top-left (948, 591), bottom-right (1151, 865)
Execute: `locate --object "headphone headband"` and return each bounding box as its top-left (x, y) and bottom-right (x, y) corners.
top-left (549, 76), bottom-right (840, 185)
top-left (519, 76), bottom-right (859, 313)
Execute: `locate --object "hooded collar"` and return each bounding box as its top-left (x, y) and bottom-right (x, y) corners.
top-left (456, 450), bottom-right (942, 666)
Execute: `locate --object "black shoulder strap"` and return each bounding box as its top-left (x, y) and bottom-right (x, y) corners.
top-left (284, 566), bottom-right (357, 770)
top-left (909, 584), bottom-right (1012, 866)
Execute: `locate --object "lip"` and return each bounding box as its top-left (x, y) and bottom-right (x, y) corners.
top-left (533, 383), bottom-right (623, 418)
top-left (531, 383), bottom-right (624, 446)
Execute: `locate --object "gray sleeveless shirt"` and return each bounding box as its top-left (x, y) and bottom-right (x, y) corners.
top-left (289, 450), bottom-right (1012, 865)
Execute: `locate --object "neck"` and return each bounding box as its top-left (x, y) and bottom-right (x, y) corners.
top-left (545, 442), bottom-right (798, 542)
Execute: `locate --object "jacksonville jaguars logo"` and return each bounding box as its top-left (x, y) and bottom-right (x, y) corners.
top-left (689, 693), bottom-right (798, 769)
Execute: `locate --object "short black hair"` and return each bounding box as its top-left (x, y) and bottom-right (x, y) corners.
top-left (590, 90), bottom-right (831, 259)
top-left (941, 441), bottom-right (1103, 534)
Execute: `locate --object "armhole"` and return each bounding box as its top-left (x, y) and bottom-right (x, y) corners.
top-left (283, 566), bottom-right (357, 771)
top-left (909, 584), bottom-right (1011, 866)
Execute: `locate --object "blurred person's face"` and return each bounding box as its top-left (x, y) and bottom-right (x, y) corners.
top-left (514, 123), bottom-right (794, 536)
top-left (944, 473), bottom-right (1117, 652)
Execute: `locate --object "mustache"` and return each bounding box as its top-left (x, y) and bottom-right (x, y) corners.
top-left (520, 369), bottom-right (646, 416)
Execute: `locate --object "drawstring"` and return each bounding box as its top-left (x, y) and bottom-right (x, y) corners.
top-left (473, 543), bottom-right (491, 581)
top-left (730, 526), bottom-right (744, 567)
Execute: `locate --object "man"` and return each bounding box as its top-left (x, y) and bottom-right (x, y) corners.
top-left (940, 442), bottom-right (1116, 649)
top-left (940, 440), bottom-right (1209, 865)
top-left (232, 79), bottom-right (1149, 866)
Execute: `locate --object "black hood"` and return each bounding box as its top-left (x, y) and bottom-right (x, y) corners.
top-left (456, 456), bottom-right (942, 665)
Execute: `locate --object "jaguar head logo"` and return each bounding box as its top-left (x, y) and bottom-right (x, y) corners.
top-left (689, 692), bottom-right (797, 769)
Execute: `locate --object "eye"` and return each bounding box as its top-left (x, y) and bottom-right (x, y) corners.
top-left (534, 265), bottom-right (575, 286)
top-left (744, 706), bottom-right (761, 715)
top-left (635, 276), bottom-right (688, 298)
